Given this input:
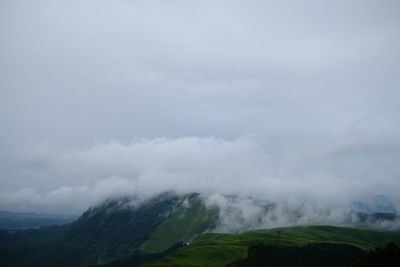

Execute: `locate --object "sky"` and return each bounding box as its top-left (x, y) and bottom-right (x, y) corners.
top-left (0, 0), bottom-right (399, 215)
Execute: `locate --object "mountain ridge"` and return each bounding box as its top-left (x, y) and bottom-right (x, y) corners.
top-left (1, 191), bottom-right (400, 267)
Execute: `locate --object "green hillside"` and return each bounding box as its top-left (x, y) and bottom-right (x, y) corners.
top-left (140, 194), bottom-right (218, 253)
top-left (141, 226), bottom-right (400, 267)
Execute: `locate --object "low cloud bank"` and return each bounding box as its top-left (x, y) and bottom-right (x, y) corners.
top-left (0, 136), bottom-right (399, 221)
top-left (203, 194), bottom-right (400, 232)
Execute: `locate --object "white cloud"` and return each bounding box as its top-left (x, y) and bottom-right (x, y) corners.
top-left (0, 176), bottom-right (138, 214)
top-left (0, 0), bottom-right (399, 221)
top-left (0, 136), bottom-right (399, 216)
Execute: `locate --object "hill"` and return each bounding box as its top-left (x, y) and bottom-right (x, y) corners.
top-left (141, 226), bottom-right (400, 267)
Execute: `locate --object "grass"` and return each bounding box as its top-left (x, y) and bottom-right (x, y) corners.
top-left (140, 195), bottom-right (218, 253)
top-left (139, 225), bottom-right (400, 267)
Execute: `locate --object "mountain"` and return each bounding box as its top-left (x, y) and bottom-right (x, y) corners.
top-left (0, 191), bottom-right (399, 267)
top-left (0, 192), bottom-right (217, 267)
top-left (0, 210), bottom-right (76, 229)
top-left (63, 192), bottom-right (217, 265)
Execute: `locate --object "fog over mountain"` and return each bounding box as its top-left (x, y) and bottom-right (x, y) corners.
top-left (1, 0), bottom-right (400, 222)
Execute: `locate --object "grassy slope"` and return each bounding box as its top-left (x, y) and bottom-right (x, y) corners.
top-left (140, 195), bottom-right (218, 253)
top-left (140, 225), bottom-right (400, 267)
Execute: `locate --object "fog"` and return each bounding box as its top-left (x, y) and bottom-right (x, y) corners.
top-left (0, 0), bottom-right (399, 220)
top-left (0, 136), bottom-right (399, 218)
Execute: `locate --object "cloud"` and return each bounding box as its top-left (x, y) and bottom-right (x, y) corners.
top-left (0, 176), bottom-right (137, 214)
top-left (1, 0), bottom-right (399, 148)
top-left (204, 193), bottom-right (400, 232)
top-left (0, 136), bottom-right (399, 216)
top-left (0, 0), bottom-right (399, 224)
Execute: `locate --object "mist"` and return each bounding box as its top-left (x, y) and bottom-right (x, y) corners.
top-left (0, 136), bottom-right (399, 220)
top-left (1, 0), bottom-right (400, 228)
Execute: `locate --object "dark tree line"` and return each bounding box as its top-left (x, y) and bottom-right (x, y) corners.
top-left (227, 242), bottom-right (400, 267)
top-left (356, 242), bottom-right (400, 267)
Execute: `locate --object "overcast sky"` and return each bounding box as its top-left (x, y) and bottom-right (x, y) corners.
top-left (0, 0), bottom-right (399, 214)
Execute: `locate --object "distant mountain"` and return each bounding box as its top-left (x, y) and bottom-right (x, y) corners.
top-left (0, 210), bottom-right (77, 229)
top-left (353, 195), bottom-right (396, 214)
